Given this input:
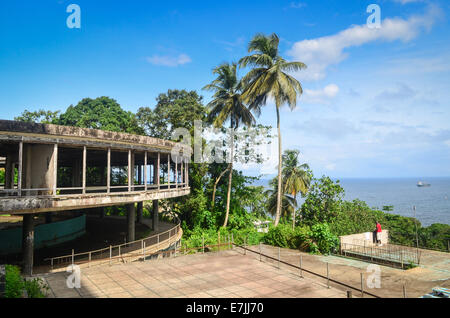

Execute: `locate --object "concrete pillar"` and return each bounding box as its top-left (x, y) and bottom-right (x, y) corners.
top-left (21, 144), bottom-right (55, 195)
top-left (126, 203), bottom-right (135, 242)
top-left (107, 148), bottom-right (111, 193)
top-left (22, 214), bottom-right (34, 276)
top-left (82, 146), bottom-right (86, 194)
top-left (144, 152), bottom-right (147, 191)
top-left (152, 199), bottom-right (159, 231)
top-left (4, 154), bottom-right (16, 189)
top-left (137, 202), bottom-right (143, 224)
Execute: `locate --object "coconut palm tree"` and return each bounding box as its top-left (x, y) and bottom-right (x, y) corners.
top-left (282, 149), bottom-right (311, 229)
top-left (265, 177), bottom-right (296, 220)
top-left (203, 62), bottom-right (255, 227)
top-left (239, 33), bottom-right (306, 227)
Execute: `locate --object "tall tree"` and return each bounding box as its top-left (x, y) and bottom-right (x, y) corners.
top-left (282, 149), bottom-right (311, 229)
top-left (58, 97), bottom-right (144, 135)
top-left (136, 89), bottom-right (209, 228)
top-left (239, 33), bottom-right (306, 227)
top-left (203, 62), bottom-right (255, 227)
top-left (136, 89), bottom-right (206, 140)
top-left (15, 109), bottom-right (60, 124)
top-left (265, 177), bottom-right (296, 220)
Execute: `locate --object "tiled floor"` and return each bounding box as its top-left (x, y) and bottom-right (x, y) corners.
top-left (41, 249), bottom-right (347, 298)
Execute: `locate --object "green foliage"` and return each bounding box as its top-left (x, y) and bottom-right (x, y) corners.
top-left (418, 223), bottom-right (450, 251)
top-left (0, 168), bottom-right (4, 185)
top-left (309, 223), bottom-right (339, 255)
top-left (4, 265), bottom-right (23, 298)
top-left (181, 226), bottom-right (264, 253)
top-left (263, 223), bottom-right (336, 254)
top-left (14, 109), bottom-right (60, 124)
top-left (136, 89), bottom-right (206, 140)
top-left (300, 176), bottom-right (345, 225)
top-left (4, 265), bottom-right (48, 298)
top-left (23, 277), bottom-right (50, 298)
top-left (58, 97), bottom-right (144, 135)
top-left (264, 224), bottom-right (303, 249)
top-left (329, 199), bottom-right (386, 237)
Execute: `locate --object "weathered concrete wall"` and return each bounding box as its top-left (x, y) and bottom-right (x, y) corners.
top-left (0, 120), bottom-right (190, 155)
top-left (340, 230), bottom-right (389, 248)
top-left (0, 187), bottom-right (190, 214)
top-left (0, 214), bottom-right (86, 255)
top-left (25, 144), bottom-right (56, 191)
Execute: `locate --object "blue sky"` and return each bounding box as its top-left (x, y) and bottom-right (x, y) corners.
top-left (1, 0), bottom-right (449, 178)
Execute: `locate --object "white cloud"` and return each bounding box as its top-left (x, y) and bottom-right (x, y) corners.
top-left (289, 2), bottom-right (307, 9)
top-left (303, 84), bottom-right (339, 104)
top-left (146, 54), bottom-right (192, 67)
top-left (375, 83), bottom-right (417, 100)
top-left (287, 4), bottom-right (441, 81)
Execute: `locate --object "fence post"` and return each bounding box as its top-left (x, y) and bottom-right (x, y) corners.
top-left (143, 242), bottom-right (146, 262)
top-left (403, 285), bottom-right (407, 298)
top-left (327, 262), bottom-right (330, 289)
top-left (259, 242), bottom-right (262, 262)
top-left (278, 247), bottom-right (280, 269)
top-left (300, 255), bottom-right (303, 278)
top-left (202, 235), bottom-right (205, 254)
top-left (119, 245), bottom-right (121, 259)
top-left (218, 232), bottom-right (221, 253)
top-left (109, 245), bottom-right (112, 266)
top-left (347, 291), bottom-right (353, 298)
top-left (51, 258), bottom-right (53, 271)
top-left (244, 237), bottom-right (247, 255)
top-left (72, 249), bottom-right (74, 266)
top-left (89, 252), bottom-right (91, 268)
top-left (360, 273), bottom-right (364, 298)
top-left (231, 233), bottom-right (234, 249)
top-left (157, 234), bottom-right (160, 258)
top-left (400, 250), bottom-right (404, 269)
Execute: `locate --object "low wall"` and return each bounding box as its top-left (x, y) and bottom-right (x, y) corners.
top-left (0, 214), bottom-right (86, 255)
top-left (339, 230), bottom-right (389, 249)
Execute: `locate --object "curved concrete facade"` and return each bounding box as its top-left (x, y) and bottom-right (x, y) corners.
top-left (0, 120), bottom-right (191, 275)
top-left (0, 120), bottom-right (190, 215)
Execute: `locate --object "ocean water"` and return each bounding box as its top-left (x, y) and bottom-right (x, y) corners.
top-left (252, 177), bottom-right (450, 227)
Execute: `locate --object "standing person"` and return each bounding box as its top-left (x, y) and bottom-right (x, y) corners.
top-left (376, 221), bottom-right (383, 246)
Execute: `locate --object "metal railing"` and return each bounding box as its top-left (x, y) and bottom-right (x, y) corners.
top-left (0, 183), bottom-right (189, 198)
top-left (45, 217), bottom-right (182, 271)
top-left (232, 240), bottom-right (381, 298)
top-left (340, 242), bottom-right (421, 268)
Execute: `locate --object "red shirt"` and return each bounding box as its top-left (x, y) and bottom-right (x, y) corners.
top-left (376, 223), bottom-right (382, 232)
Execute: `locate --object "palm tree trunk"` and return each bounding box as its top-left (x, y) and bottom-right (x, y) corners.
top-left (212, 166), bottom-right (230, 209)
top-left (274, 106), bottom-right (282, 227)
top-left (292, 192), bottom-right (297, 230)
top-left (223, 126), bottom-right (234, 228)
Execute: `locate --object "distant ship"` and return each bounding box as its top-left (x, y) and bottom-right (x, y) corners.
top-left (417, 181), bottom-right (431, 187)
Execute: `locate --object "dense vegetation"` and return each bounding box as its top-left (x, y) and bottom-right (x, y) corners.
top-left (4, 265), bottom-right (49, 298)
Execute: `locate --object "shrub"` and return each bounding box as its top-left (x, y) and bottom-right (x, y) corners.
top-left (4, 265), bottom-right (49, 298)
top-left (4, 265), bottom-right (24, 298)
top-left (309, 223), bottom-right (339, 255)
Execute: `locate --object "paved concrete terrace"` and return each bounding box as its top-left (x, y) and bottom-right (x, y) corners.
top-left (40, 249), bottom-right (348, 298)
top-left (245, 245), bottom-right (450, 298)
